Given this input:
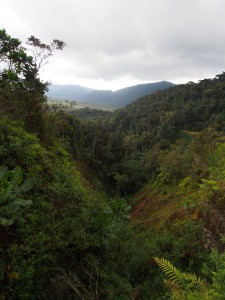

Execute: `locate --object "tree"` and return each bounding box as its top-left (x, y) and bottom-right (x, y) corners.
top-left (0, 29), bottom-right (65, 92)
top-left (0, 29), bottom-right (34, 85)
top-left (0, 28), bottom-right (65, 134)
top-left (26, 35), bottom-right (66, 78)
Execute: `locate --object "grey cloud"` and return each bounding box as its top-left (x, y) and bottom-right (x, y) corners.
top-left (1, 0), bottom-right (225, 88)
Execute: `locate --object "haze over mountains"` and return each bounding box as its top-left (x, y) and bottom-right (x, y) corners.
top-left (47, 81), bottom-right (175, 107)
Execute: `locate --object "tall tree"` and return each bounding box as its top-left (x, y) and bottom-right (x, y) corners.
top-left (0, 29), bottom-right (65, 134)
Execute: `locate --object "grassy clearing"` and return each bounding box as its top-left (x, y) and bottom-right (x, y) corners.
top-left (48, 98), bottom-right (116, 112)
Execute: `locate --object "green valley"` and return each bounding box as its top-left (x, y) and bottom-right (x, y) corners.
top-left (1, 29), bottom-right (225, 299)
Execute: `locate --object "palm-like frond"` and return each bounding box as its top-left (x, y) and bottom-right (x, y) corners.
top-left (154, 256), bottom-right (207, 294)
top-left (154, 257), bottom-right (184, 284)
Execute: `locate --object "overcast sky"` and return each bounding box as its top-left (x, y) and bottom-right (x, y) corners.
top-left (1, 0), bottom-right (225, 90)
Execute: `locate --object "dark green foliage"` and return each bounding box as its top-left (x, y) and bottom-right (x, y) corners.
top-left (0, 28), bottom-right (65, 136)
top-left (61, 73), bottom-right (225, 299)
top-left (154, 257), bottom-right (208, 299)
top-left (70, 107), bottom-right (112, 120)
top-left (110, 75), bottom-right (225, 144)
top-left (0, 28), bottom-right (35, 85)
top-left (76, 73), bottom-right (225, 195)
top-left (155, 249), bottom-right (225, 299)
top-left (0, 29), bottom-right (139, 300)
top-left (0, 118), bottom-right (137, 299)
top-left (0, 166), bottom-right (32, 226)
top-left (3, 28), bottom-right (225, 299)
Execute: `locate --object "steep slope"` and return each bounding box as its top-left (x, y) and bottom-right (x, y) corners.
top-left (131, 126), bottom-right (225, 248)
top-left (76, 73), bottom-right (225, 198)
top-left (0, 117), bottom-right (138, 299)
top-left (114, 81), bottom-right (175, 106)
top-left (110, 74), bottom-right (225, 147)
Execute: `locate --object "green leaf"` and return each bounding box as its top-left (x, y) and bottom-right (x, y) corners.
top-left (0, 217), bottom-right (14, 226)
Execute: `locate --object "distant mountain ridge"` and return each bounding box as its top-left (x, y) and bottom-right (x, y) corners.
top-left (47, 84), bottom-right (94, 100)
top-left (47, 81), bottom-right (175, 107)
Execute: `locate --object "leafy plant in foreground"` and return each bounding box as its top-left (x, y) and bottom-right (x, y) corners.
top-left (154, 257), bottom-right (208, 299)
top-left (0, 166), bottom-right (32, 226)
top-left (155, 253), bottom-right (225, 299)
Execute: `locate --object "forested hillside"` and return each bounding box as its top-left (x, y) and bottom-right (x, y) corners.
top-left (0, 29), bottom-right (138, 300)
top-left (1, 29), bottom-right (225, 299)
top-left (48, 81), bottom-right (174, 107)
top-left (76, 72), bottom-right (225, 298)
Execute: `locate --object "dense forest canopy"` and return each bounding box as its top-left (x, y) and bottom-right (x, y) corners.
top-left (1, 29), bottom-right (225, 299)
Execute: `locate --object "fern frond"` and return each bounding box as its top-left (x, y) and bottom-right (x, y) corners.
top-left (183, 272), bottom-right (206, 287)
top-left (154, 257), bottom-right (184, 284)
top-left (154, 257), bottom-right (210, 299)
top-left (164, 279), bottom-right (179, 291)
top-left (154, 257), bottom-right (207, 292)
